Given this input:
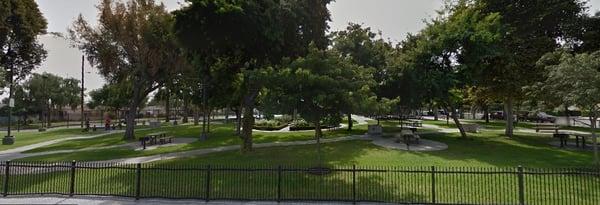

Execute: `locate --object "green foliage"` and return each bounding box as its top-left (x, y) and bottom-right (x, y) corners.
top-left (0, 0), bottom-right (47, 81)
top-left (70, 0), bottom-right (186, 139)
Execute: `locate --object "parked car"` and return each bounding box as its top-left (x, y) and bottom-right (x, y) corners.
top-left (519, 111), bottom-right (556, 123)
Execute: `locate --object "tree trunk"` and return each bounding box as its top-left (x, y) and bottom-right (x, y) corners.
top-left (235, 107), bottom-right (242, 135)
top-left (207, 109), bottom-right (212, 133)
top-left (193, 107), bottom-right (199, 126)
top-left (165, 90), bottom-right (170, 122)
top-left (434, 108), bottom-right (439, 121)
top-left (564, 105), bottom-right (570, 127)
top-left (451, 108), bottom-right (467, 138)
top-left (124, 98), bottom-right (140, 140)
top-left (504, 98), bottom-right (514, 138)
top-left (484, 105), bottom-right (490, 124)
top-left (240, 88), bottom-right (259, 153)
top-left (182, 100), bottom-right (189, 123)
top-left (346, 113), bottom-right (353, 131)
top-left (315, 119), bottom-right (323, 168)
top-left (589, 115), bottom-right (598, 166)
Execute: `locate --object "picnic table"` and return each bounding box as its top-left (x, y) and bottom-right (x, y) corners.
top-left (401, 120), bottom-right (422, 128)
top-left (553, 132), bottom-right (593, 148)
top-left (534, 123), bottom-right (560, 133)
top-left (139, 131), bottom-right (171, 149)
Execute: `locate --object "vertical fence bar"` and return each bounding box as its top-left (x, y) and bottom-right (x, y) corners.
top-left (431, 166), bottom-right (436, 204)
top-left (277, 165), bottom-right (282, 202)
top-left (517, 166), bottom-right (525, 205)
top-left (135, 163), bottom-right (141, 200)
top-left (352, 165), bottom-right (356, 203)
top-left (69, 160), bottom-right (76, 197)
top-left (205, 165), bottom-right (211, 202)
top-left (2, 161), bottom-right (10, 197)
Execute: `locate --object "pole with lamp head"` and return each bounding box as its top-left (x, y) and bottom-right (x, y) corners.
top-left (2, 66), bottom-right (15, 145)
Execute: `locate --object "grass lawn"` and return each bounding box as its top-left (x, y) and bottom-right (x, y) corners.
top-left (0, 128), bottom-right (106, 151)
top-left (422, 119), bottom-right (599, 133)
top-left (7, 129), bottom-right (599, 205)
top-left (19, 123), bottom-right (375, 161)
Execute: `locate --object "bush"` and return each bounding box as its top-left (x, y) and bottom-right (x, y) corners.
top-left (289, 119), bottom-right (337, 131)
top-left (253, 120), bottom-right (288, 131)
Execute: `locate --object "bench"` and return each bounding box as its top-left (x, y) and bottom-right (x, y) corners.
top-left (463, 124), bottom-right (480, 133)
top-left (534, 124), bottom-right (560, 133)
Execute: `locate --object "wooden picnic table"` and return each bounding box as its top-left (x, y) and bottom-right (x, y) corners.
top-left (139, 131), bottom-right (170, 149)
top-left (554, 131), bottom-right (594, 148)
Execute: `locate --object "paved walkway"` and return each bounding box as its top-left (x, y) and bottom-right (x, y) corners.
top-left (371, 136), bottom-right (448, 151)
top-left (94, 135), bottom-right (370, 164)
top-left (0, 196), bottom-right (394, 205)
top-left (0, 131), bottom-right (124, 157)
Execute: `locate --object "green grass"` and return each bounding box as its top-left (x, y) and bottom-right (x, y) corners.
top-left (7, 130), bottom-right (599, 204)
top-left (19, 123), bottom-right (371, 161)
top-left (0, 128), bottom-right (106, 151)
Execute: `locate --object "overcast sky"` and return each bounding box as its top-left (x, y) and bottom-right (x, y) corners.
top-left (32, 0), bottom-right (600, 97)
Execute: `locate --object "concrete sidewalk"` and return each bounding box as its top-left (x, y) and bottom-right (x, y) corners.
top-left (0, 196), bottom-right (392, 205)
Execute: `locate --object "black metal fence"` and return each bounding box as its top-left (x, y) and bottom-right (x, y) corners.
top-left (1, 161), bottom-right (599, 204)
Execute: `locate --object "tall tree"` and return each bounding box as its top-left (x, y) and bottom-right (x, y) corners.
top-left (70, 0), bottom-right (185, 139)
top-left (534, 51), bottom-right (600, 165)
top-left (269, 44), bottom-right (361, 167)
top-left (173, 0), bottom-right (332, 152)
top-left (1, 0), bottom-right (47, 144)
top-left (476, 0), bottom-right (585, 137)
top-left (331, 23), bottom-right (392, 130)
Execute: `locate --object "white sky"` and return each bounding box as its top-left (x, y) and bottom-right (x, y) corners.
top-left (31, 0), bottom-right (600, 98)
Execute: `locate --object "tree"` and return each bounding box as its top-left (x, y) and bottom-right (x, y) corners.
top-left (534, 51), bottom-right (600, 165)
top-left (269, 44), bottom-right (361, 167)
top-left (87, 83), bottom-right (130, 113)
top-left (399, 1), bottom-right (503, 138)
top-left (476, 0), bottom-right (585, 137)
top-left (173, 0), bottom-right (332, 152)
top-left (70, 0), bottom-right (185, 139)
top-left (1, 0), bottom-right (47, 144)
top-left (331, 23), bottom-right (393, 130)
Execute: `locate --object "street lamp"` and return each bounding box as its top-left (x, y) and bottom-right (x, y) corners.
top-left (200, 81), bottom-right (208, 141)
top-left (2, 67), bottom-right (15, 145)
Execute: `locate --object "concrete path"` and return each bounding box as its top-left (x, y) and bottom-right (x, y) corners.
top-left (0, 130), bottom-right (124, 156)
top-left (0, 196), bottom-right (393, 205)
top-left (93, 135), bottom-right (370, 164)
top-left (0, 137), bottom-right (198, 161)
top-left (372, 136), bottom-right (448, 151)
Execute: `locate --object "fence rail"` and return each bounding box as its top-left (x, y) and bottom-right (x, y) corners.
top-left (1, 161), bottom-right (599, 204)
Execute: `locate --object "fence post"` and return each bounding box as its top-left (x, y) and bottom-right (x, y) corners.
top-left (352, 165), bottom-right (356, 203)
top-left (69, 160), bottom-right (76, 197)
top-left (135, 163), bottom-right (141, 200)
top-left (431, 166), bottom-right (436, 204)
top-left (2, 161), bottom-right (10, 197)
top-left (517, 165), bottom-right (525, 205)
top-left (277, 165), bottom-right (282, 202)
top-left (205, 165), bottom-right (211, 202)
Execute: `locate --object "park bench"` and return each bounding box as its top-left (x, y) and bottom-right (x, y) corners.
top-left (463, 124), bottom-right (480, 133)
top-left (534, 123), bottom-right (560, 133)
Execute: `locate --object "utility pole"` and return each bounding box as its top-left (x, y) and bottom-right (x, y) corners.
top-left (81, 55), bottom-right (85, 128)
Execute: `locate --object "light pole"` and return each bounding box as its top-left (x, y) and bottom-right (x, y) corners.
top-left (3, 67), bottom-right (15, 145)
top-left (200, 80), bottom-right (208, 141)
top-left (81, 55), bottom-right (85, 128)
